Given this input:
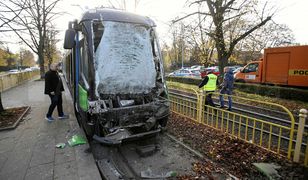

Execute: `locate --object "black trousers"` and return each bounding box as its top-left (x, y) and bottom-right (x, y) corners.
top-left (205, 91), bottom-right (215, 107)
top-left (46, 94), bottom-right (63, 117)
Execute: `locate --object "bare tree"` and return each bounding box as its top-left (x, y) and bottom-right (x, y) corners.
top-left (168, 23), bottom-right (184, 69)
top-left (239, 22), bottom-right (295, 53)
top-left (0, 0), bottom-right (61, 78)
top-left (45, 27), bottom-right (59, 67)
top-left (174, 0), bottom-right (273, 74)
top-left (0, 1), bottom-right (25, 31)
top-left (184, 10), bottom-right (215, 66)
top-left (19, 48), bottom-right (35, 66)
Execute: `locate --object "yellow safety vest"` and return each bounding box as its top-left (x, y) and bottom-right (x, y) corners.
top-left (203, 74), bottom-right (217, 91)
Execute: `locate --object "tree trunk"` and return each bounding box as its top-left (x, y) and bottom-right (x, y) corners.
top-left (38, 52), bottom-right (45, 79)
top-left (0, 92), bottom-right (4, 112)
top-left (218, 55), bottom-right (228, 74)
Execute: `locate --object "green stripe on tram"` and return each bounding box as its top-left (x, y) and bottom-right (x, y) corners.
top-left (78, 84), bottom-right (88, 111)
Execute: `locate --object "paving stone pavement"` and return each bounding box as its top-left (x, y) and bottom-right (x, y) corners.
top-left (0, 79), bottom-right (101, 180)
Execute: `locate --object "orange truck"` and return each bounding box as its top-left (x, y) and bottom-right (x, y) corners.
top-left (234, 45), bottom-right (308, 87)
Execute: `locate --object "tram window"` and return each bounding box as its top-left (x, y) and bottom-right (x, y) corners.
top-left (80, 38), bottom-right (89, 81)
top-left (151, 32), bottom-right (161, 70)
top-left (93, 22), bottom-right (104, 52)
top-left (151, 30), bottom-right (159, 57)
top-left (83, 40), bottom-right (89, 81)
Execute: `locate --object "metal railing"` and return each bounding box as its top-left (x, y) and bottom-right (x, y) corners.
top-left (167, 82), bottom-right (307, 166)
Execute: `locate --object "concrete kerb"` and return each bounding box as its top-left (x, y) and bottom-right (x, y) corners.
top-left (0, 106), bottom-right (31, 131)
top-left (61, 78), bottom-right (101, 180)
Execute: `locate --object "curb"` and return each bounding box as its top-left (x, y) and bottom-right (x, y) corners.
top-left (0, 106), bottom-right (31, 131)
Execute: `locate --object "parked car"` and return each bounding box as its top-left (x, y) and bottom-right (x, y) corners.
top-left (9, 69), bottom-right (20, 74)
top-left (168, 69), bottom-right (201, 78)
top-left (190, 65), bottom-right (207, 78)
top-left (30, 67), bottom-right (40, 70)
top-left (23, 68), bottom-right (32, 72)
top-left (190, 65), bottom-right (203, 70)
top-left (205, 66), bottom-right (220, 76)
top-left (226, 65), bottom-right (242, 72)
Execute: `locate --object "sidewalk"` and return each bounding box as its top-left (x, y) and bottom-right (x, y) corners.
top-left (0, 80), bottom-right (101, 180)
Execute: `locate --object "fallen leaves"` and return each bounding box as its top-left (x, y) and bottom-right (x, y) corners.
top-left (167, 113), bottom-right (305, 179)
top-left (0, 107), bottom-right (28, 129)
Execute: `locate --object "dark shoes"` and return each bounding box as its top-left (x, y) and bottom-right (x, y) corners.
top-left (45, 116), bottom-right (55, 122)
top-left (45, 114), bottom-right (69, 122)
top-left (219, 106), bottom-right (232, 111)
top-left (58, 114), bottom-right (69, 120)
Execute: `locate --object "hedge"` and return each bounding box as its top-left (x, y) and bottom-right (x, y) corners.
top-left (166, 76), bottom-right (308, 102)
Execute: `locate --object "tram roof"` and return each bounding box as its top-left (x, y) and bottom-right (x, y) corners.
top-left (80, 8), bottom-right (156, 27)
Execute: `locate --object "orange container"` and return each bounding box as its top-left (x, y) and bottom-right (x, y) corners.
top-left (234, 45), bottom-right (308, 87)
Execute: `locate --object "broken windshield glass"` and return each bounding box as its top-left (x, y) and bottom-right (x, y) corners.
top-left (94, 21), bottom-right (156, 95)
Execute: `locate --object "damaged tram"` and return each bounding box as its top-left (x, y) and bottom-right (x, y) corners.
top-left (63, 9), bottom-right (169, 145)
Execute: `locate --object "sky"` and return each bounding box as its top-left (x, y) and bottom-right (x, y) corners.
top-left (269, 0), bottom-right (308, 44)
top-left (55, 0), bottom-right (308, 46)
top-left (2, 0), bottom-right (308, 53)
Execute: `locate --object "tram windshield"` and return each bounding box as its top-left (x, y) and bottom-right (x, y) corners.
top-left (94, 21), bottom-right (156, 95)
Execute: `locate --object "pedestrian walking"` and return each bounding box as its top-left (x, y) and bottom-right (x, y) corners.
top-left (198, 71), bottom-right (218, 107)
top-left (44, 63), bottom-right (69, 121)
top-left (219, 67), bottom-right (234, 111)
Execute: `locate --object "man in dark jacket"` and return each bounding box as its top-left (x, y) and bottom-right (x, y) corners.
top-left (198, 72), bottom-right (218, 107)
top-left (219, 67), bottom-right (234, 111)
top-left (44, 63), bottom-right (69, 121)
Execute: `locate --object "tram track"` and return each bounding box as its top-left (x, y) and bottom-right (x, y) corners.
top-left (88, 89), bottom-right (305, 179)
top-left (90, 133), bottom-right (200, 179)
top-left (169, 89), bottom-right (307, 153)
top-left (169, 89), bottom-right (306, 128)
top-left (90, 133), bottom-right (237, 179)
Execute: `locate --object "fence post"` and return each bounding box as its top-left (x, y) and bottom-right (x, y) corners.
top-left (197, 90), bottom-right (204, 123)
top-left (293, 109), bottom-right (307, 162)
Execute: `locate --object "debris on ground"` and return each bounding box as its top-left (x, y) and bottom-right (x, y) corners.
top-left (167, 113), bottom-right (306, 179)
top-left (176, 160), bottom-right (236, 180)
top-left (140, 168), bottom-right (177, 179)
top-left (55, 143), bottom-right (66, 149)
top-left (68, 135), bottom-right (87, 147)
top-left (253, 163), bottom-right (281, 179)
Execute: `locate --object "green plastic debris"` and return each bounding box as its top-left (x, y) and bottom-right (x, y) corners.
top-left (68, 135), bottom-right (87, 147)
top-left (253, 163), bottom-right (281, 180)
top-left (166, 171), bottom-right (177, 177)
top-left (56, 143), bottom-right (66, 149)
top-left (140, 168), bottom-right (177, 179)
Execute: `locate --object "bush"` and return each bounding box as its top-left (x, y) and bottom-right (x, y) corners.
top-left (166, 76), bottom-right (308, 101)
top-left (166, 76), bottom-right (202, 86)
top-left (235, 83), bottom-right (308, 101)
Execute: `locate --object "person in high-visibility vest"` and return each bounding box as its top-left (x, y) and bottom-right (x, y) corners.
top-left (198, 72), bottom-right (218, 107)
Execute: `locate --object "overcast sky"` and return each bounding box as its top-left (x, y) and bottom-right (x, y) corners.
top-left (2, 0), bottom-right (308, 52)
top-left (55, 0), bottom-right (308, 45)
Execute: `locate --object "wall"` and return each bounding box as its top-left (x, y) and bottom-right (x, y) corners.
top-left (0, 70), bottom-right (40, 92)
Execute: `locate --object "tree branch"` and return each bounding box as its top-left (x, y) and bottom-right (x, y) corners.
top-left (172, 11), bottom-right (210, 24)
top-left (222, 11), bottom-right (248, 22)
top-left (230, 16), bottom-right (272, 53)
